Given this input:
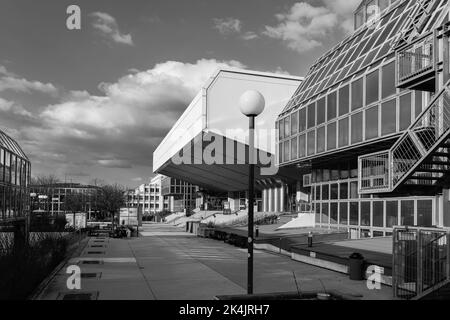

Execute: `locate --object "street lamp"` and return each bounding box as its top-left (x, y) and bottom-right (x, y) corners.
top-left (239, 90), bottom-right (265, 295)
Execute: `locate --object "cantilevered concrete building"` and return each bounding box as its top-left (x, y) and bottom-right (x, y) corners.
top-left (153, 68), bottom-right (302, 213)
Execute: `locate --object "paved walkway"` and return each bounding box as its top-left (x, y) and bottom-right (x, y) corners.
top-left (35, 223), bottom-right (393, 300)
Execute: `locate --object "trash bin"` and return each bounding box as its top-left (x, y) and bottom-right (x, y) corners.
top-left (348, 252), bottom-right (365, 280)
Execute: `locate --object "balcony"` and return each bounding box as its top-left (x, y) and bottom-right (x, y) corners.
top-left (396, 34), bottom-right (435, 92)
top-left (358, 150), bottom-right (391, 194)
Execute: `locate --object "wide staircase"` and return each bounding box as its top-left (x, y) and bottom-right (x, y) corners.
top-left (360, 81), bottom-right (450, 193)
top-left (393, 227), bottom-right (450, 300)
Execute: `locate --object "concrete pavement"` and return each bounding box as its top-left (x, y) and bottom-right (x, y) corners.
top-left (35, 223), bottom-right (393, 300)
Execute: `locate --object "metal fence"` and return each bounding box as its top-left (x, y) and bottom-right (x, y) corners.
top-left (393, 227), bottom-right (450, 299)
top-left (397, 34), bottom-right (434, 83)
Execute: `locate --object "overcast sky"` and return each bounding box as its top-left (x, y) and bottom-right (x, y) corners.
top-left (0, 0), bottom-right (361, 187)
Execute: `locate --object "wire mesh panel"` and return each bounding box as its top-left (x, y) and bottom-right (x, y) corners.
top-left (358, 151), bottom-right (390, 193)
top-left (393, 227), bottom-right (450, 299)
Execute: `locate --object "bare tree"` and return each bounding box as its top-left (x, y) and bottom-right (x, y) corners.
top-left (63, 192), bottom-right (84, 229)
top-left (96, 184), bottom-right (125, 229)
top-left (30, 174), bottom-right (61, 214)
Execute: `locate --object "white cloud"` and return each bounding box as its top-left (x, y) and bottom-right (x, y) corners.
top-left (263, 1), bottom-right (360, 53)
top-left (213, 17), bottom-right (242, 35)
top-left (241, 31), bottom-right (259, 40)
top-left (0, 65), bottom-right (58, 94)
top-left (0, 97), bottom-right (33, 117)
top-left (33, 59), bottom-right (245, 169)
top-left (90, 12), bottom-right (134, 46)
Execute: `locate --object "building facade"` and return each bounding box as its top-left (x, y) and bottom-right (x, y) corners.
top-left (29, 183), bottom-right (99, 217)
top-left (276, 0), bottom-right (450, 237)
top-left (0, 130), bottom-right (31, 224)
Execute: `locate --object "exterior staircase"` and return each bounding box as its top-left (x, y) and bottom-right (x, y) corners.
top-left (359, 81), bottom-right (450, 193)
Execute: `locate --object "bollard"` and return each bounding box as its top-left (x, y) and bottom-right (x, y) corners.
top-left (308, 232), bottom-right (313, 247)
top-left (255, 226), bottom-right (259, 238)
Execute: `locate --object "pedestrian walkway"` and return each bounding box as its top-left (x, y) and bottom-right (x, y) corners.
top-left (35, 223), bottom-right (393, 300)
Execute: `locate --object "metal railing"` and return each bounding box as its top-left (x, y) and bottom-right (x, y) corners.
top-left (397, 34), bottom-right (434, 84)
top-left (393, 227), bottom-right (450, 299)
top-left (358, 150), bottom-right (391, 193)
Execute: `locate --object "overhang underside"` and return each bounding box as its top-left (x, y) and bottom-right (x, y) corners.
top-left (155, 132), bottom-right (298, 192)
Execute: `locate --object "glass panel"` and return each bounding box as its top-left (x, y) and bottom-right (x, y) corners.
top-left (351, 112), bottom-right (363, 144)
top-left (279, 119), bottom-right (284, 140)
top-left (365, 105), bottom-right (379, 140)
top-left (322, 184), bottom-right (329, 200)
top-left (355, 8), bottom-right (364, 29)
top-left (399, 93), bottom-right (412, 131)
top-left (340, 182), bottom-right (348, 199)
top-left (284, 141), bottom-right (290, 162)
top-left (351, 78), bottom-right (364, 111)
top-left (327, 122), bottom-right (337, 151)
top-left (379, 0), bottom-right (390, 11)
top-left (315, 185), bottom-right (321, 200)
top-left (361, 201), bottom-right (371, 226)
top-left (373, 201), bottom-right (384, 227)
top-left (417, 200), bottom-right (432, 227)
top-left (381, 98), bottom-right (397, 135)
top-left (382, 61), bottom-right (396, 98)
top-left (339, 85), bottom-right (349, 116)
top-left (0, 149), bottom-right (4, 182)
top-left (307, 103), bottom-right (316, 129)
top-left (322, 203), bottom-right (329, 225)
top-left (339, 202), bottom-right (348, 225)
top-left (400, 200), bottom-right (414, 226)
top-left (350, 202), bottom-right (359, 226)
top-left (284, 116), bottom-right (291, 138)
top-left (299, 134), bottom-right (306, 158)
top-left (350, 181), bottom-right (358, 199)
top-left (327, 91), bottom-right (337, 120)
top-left (291, 137), bottom-right (298, 160)
top-left (279, 143), bottom-right (283, 163)
top-left (291, 111), bottom-right (298, 135)
top-left (317, 126), bottom-right (325, 153)
top-left (315, 203), bottom-right (321, 223)
top-left (330, 203), bottom-right (338, 224)
top-left (366, 69), bottom-right (379, 106)
top-left (307, 131), bottom-right (315, 156)
top-left (415, 91), bottom-right (423, 118)
top-left (4, 151), bottom-right (10, 183)
top-left (317, 97), bottom-right (326, 125)
top-left (330, 184), bottom-right (338, 200)
top-left (299, 108), bottom-right (307, 132)
top-left (338, 117), bottom-right (349, 147)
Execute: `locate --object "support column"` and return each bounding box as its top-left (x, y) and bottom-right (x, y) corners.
top-left (262, 189), bottom-right (268, 212)
top-left (274, 187), bottom-right (279, 212)
top-left (280, 184), bottom-right (285, 213)
top-left (268, 188), bottom-right (273, 212)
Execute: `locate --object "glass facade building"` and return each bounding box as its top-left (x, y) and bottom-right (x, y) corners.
top-left (276, 0), bottom-right (450, 237)
top-left (0, 130), bottom-right (31, 222)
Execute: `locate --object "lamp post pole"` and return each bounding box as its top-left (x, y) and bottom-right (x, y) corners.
top-left (239, 90), bottom-right (265, 296)
top-left (248, 115), bottom-right (255, 295)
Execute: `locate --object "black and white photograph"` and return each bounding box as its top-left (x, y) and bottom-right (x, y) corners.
top-left (0, 0), bottom-right (450, 309)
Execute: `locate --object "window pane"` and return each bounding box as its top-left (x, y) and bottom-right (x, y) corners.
top-left (399, 93), bottom-right (412, 131)
top-left (330, 184), bottom-right (338, 200)
top-left (279, 143), bottom-right (283, 163)
top-left (339, 85), bottom-right (349, 116)
top-left (299, 134), bottom-right (306, 158)
top-left (317, 126), bottom-right (325, 153)
top-left (322, 203), bottom-right (329, 225)
top-left (415, 91), bottom-right (423, 118)
top-left (417, 200), bottom-right (432, 227)
top-left (327, 122), bottom-right (337, 151)
top-left (327, 91), bottom-right (337, 120)
top-left (386, 201), bottom-right (398, 228)
top-left (351, 112), bottom-right (363, 144)
top-left (382, 62), bottom-right (396, 98)
top-left (315, 185), bottom-right (320, 200)
top-left (317, 98), bottom-right (326, 125)
top-left (366, 69), bottom-right (379, 105)
top-left (379, 0), bottom-right (389, 11)
top-left (350, 202), bottom-right (359, 226)
top-left (381, 99), bottom-right (397, 135)
top-left (299, 108), bottom-right (306, 132)
top-left (315, 203), bottom-right (321, 223)
top-left (291, 137), bottom-right (298, 160)
top-left (298, 134), bottom-right (306, 158)
top-left (350, 181), bottom-right (358, 199)
top-left (338, 117), bottom-right (349, 147)
top-left (284, 141), bottom-right (290, 162)
top-left (355, 9), bottom-right (364, 29)
top-left (339, 202), bottom-right (348, 225)
top-left (322, 184), bottom-right (329, 200)
top-left (351, 78), bottom-right (363, 111)
top-left (291, 111), bottom-right (298, 135)
top-left (361, 201), bottom-right (371, 226)
top-left (330, 203), bottom-right (338, 224)
top-left (307, 131), bottom-right (315, 155)
top-left (340, 182), bottom-right (348, 199)
top-left (401, 200), bottom-right (414, 226)
top-left (373, 201), bottom-right (384, 227)
top-left (365, 105), bottom-right (379, 140)
top-left (307, 103), bottom-right (316, 129)
top-left (279, 119), bottom-right (284, 139)
top-left (284, 116), bottom-right (291, 138)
